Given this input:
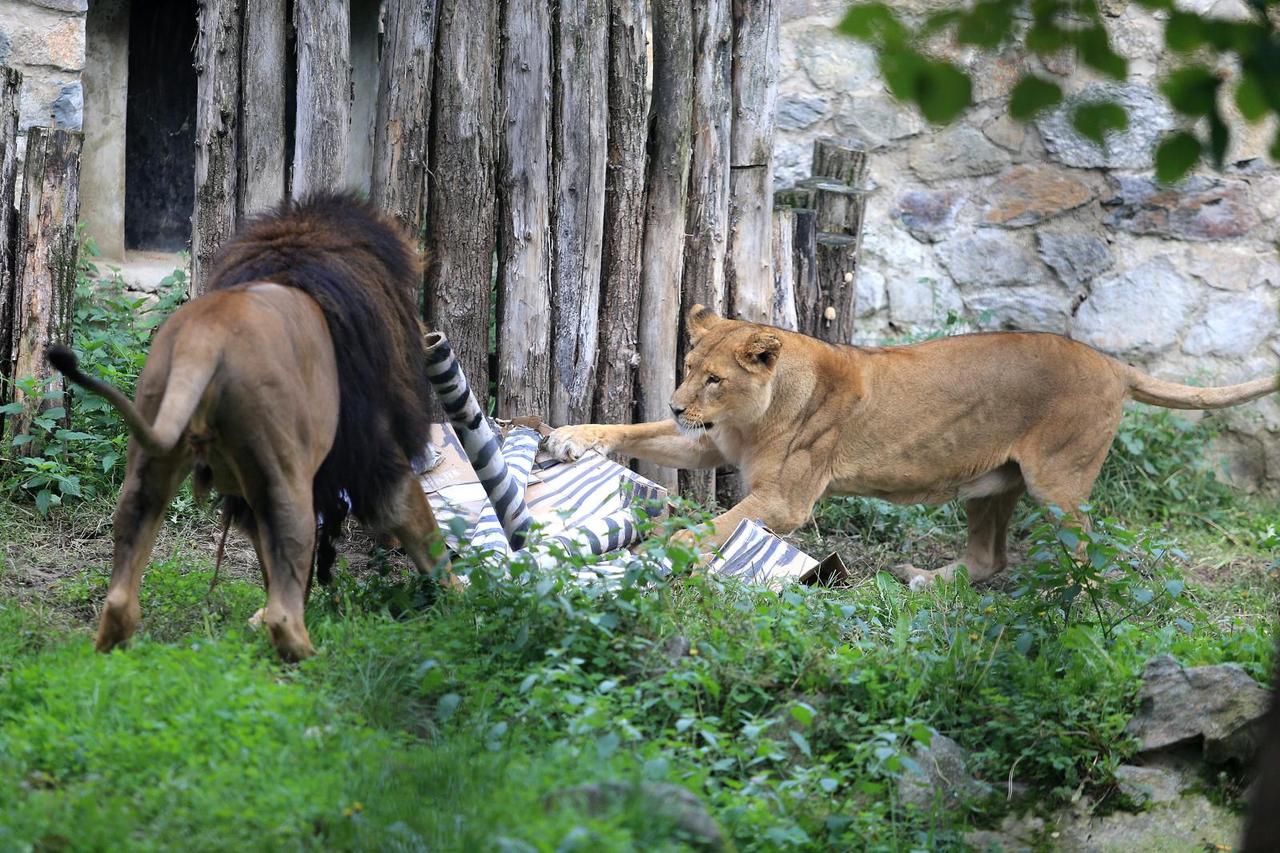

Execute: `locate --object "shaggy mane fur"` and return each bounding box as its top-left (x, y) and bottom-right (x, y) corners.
top-left (206, 192), bottom-right (432, 571)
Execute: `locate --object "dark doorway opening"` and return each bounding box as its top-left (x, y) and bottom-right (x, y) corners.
top-left (124, 0), bottom-right (198, 252)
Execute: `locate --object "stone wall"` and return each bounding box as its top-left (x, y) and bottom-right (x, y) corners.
top-left (0, 0), bottom-right (86, 132)
top-left (776, 0), bottom-right (1280, 490)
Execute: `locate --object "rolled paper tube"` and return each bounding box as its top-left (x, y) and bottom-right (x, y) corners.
top-left (424, 333), bottom-right (533, 550)
top-left (545, 510), bottom-right (644, 557)
top-left (500, 427), bottom-right (541, 509)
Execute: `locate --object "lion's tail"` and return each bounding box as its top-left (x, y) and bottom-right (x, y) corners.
top-left (1124, 364), bottom-right (1279, 410)
top-left (46, 344), bottom-right (215, 456)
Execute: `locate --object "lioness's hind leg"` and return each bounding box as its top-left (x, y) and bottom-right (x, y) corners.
top-left (894, 484), bottom-right (1025, 590)
top-left (387, 475), bottom-right (458, 590)
top-left (98, 455), bottom-right (185, 653)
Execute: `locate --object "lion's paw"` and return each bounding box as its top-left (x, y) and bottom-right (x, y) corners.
top-left (248, 607), bottom-right (266, 629)
top-left (545, 425), bottom-right (611, 461)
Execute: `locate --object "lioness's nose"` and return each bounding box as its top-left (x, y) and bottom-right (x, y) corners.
top-left (669, 404), bottom-right (684, 418)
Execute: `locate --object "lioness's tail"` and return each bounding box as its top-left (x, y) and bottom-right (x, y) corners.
top-left (46, 345), bottom-right (213, 456)
top-left (1124, 365), bottom-right (1279, 410)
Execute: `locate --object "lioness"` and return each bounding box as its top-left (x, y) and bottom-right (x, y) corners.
top-left (548, 306), bottom-right (1278, 587)
top-left (48, 194), bottom-right (452, 660)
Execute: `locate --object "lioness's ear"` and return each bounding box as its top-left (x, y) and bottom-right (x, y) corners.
top-left (686, 304), bottom-right (722, 341)
top-left (735, 331), bottom-right (782, 372)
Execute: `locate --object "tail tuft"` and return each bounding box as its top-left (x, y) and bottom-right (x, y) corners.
top-left (46, 344), bottom-right (79, 377)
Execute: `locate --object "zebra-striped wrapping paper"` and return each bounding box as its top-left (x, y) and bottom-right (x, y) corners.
top-left (708, 519), bottom-right (828, 590)
top-left (501, 427), bottom-right (541, 510)
top-left (424, 333), bottom-right (533, 550)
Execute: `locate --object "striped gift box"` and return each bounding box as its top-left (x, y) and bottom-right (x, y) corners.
top-left (708, 519), bottom-right (845, 590)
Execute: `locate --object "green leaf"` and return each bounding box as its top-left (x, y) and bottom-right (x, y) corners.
top-left (915, 61), bottom-right (973, 124)
top-left (790, 702), bottom-right (817, 727)
top-left (1075, 27), bottom-right (1128, 80)
top-left (1160, 66), bottom-right (1220, 117)
top-left (1071, 101), bottom-right (1128, 144)
top-left (1165, 11), bottom-right (1206, 53)
top-left (35, 489), bottom-right (52, 516)
top-left (955, 0), bottom-right (1016, 48)
top-left (837, 3), bottom-right (907, 45)
top-left (1164, 579), bottom-right (1185, 598)
top-left (1235, 76), bottom-right (1268, 122)
top-left (1025, 21), bottom-right (1069, 55)
top-left (1009, 75), bottom-right (1063, 120)
top-left (1207, 109), bottom-right (1229, 169)
top-left (789, 730), bottom-right (813, 758)
top-left (1155, 131), bottom-right (1202, 183)
top-left (0, 402), bottom-right (22, 415)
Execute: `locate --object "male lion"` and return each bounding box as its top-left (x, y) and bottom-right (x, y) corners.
top-left (548, 305), bottom-right (1277, 587)
top-left (48, 193), bottom-right (451, 660)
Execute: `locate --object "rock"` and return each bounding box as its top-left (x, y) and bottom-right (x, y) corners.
top-left (2, 5), bottom-right (85, 72)
top-left (982, 166), bottom-right (1095, 228)
top-left (1114, 764), bottom-right (1184, 807)
top-left (1036, 232), bottom-right (1114, 286)
top-left (894, 190), bottom-right (964, 243)
top-left (887, 274), bottom-right (963, 326)
top-left (1071, 258), bottom-right (1198, 356)
top-left (936, 234), bottom-right (1045, 289)
top-left (1103, 175), bottom-right (1259, 242)
top-left (964, 286), bottom-right (1072, 333)
top-left (1037, 83), bottom-right (1174, 170)
top-left (982, 113), bottom-right (1026, 152)
top-left (855, 266), bottom-right (887, 318)
top-left (0, 31), bottom-right (11, 66)
top-left (965, 814), bottom-right (1047, 853)
top-left (1125, 654), bottom-right (1269, 765)
top-left (1182, 292), bottom-right (1278, 358)
top-left (50, 81), bottom-right (82, 130)
top-left (1054, 792), bottom-right (1240, 852)
top-left (659, 634), bottom-right (691, 663)
top-left (833, 94), bottom-right (923, 149)
top-left (544, 781), bottom-right (725, 851)
top-left (899, 733), bottom-right (994, 811)
top-left (909, 126), bottom-right (1011, 182)
top-left (1184, 245), bottom-right (1274, 292)
top-left (776, 93), bottom-right (828, 132)
top-left (795, 27), bottom-right (878, 92)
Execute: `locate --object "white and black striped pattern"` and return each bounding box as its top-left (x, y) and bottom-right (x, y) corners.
top-left (545, 510), bottom-right (642, 556)
top-left (500, 427), bottom-right (541, 509)
top-left (526, 452), bottom-right (664, 532)
top-left (709, 519), bottom-right (818, 590)
top-left (424, 333), bottom-right (533, 549)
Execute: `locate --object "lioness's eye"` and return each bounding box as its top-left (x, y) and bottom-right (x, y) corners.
top-left (706, 374), bottom-right (721, 385)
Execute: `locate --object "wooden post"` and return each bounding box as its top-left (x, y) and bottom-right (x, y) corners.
top-left (426, 0), bottom-right (499, 397)
top-left (495, 0), bottom-right (552, 419)
top-left (724, 0), bottom-right (780, 326)
top-left (593, 0), bottom-right (649, 425)
top-left (679, 0), bottom-right (732, 507)
top-left (637, 0), bottom-right (693, 492)
top-left (812, 138), bottom-right (869, 187)
top-left (798, 177), bottom-right (867, 236)
top-left (814, 233), bottom-right (858, 345)
top-left (549, 0), bottom-right (609, 425)
top-left (0, 67), bottom-right (21, 432)
top-left (791, 207), bottom-right (818, 337)
top-left (771, 208), bottom-right (797, 331)
top-left (9, 128), bottom-right (82, 439)
top-left (192, 0), bottom-right (242, 296)
top-left (372, 0), bottom-right (438, 237)
top-left (291, 0), bottom-right (350, 199)
top-left (239, 0), bottom-right (287, 217)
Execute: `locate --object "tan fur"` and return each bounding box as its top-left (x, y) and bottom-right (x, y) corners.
top-left (51, 284), bottom-right (453, 661)
top-left (548, 306), bottom-right (1278, 586)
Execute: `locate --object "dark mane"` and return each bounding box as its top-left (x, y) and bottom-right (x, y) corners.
top-left (206, 192), bottom-right (431, 555)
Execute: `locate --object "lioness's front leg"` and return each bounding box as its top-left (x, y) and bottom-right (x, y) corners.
top-left (547, 420), bottom-right (725, 470)
top-left (676, 459), bottom-right (833, 552)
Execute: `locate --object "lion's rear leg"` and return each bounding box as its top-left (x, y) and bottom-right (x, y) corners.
top-left (97, 455), bottom-right (185, 652)
top-left (386, 475), bottom-right (457, 590)
top-left (251, 480), bottom-right (318, 661)
top-left (896, 486), bottom-right (1025, 590)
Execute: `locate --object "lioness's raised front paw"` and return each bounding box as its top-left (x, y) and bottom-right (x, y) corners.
top-left (545, 424), bottom-right (612, 461)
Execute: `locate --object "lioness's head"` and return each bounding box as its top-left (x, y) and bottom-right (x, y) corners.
top-left (669, 305), bottom-right (782, 436)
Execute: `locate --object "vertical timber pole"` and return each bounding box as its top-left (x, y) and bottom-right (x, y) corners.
top-left (291, 0), bottom-right (350, 199)
top-left (192, 0), bottom-right (242, 296)
top-left (239, 0), bottom-right (287, 216)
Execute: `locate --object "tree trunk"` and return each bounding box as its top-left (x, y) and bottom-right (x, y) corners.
top-left (426, 0), bottom-right (498, 398)
top-left (724, 0), bottom-right (779, 325)
top-left (549, 0), bottom-right (608, 425)
top-left (814, 232), bottom-right (858, 344)
top-left (679, 0), bottom-right (732, 507)
top-left (798, 177), bottom-right (867, 236)
top-left (0, 67), bottom-right (21, 431)
top-left (372, 0), bottom-right (438, 237)
top-left (192, 0), bottom-right (241, 296)
top-left (812, 138), bottom-right (868, 186)
top-left (771, 208), bottom-right (797, 330)
top-left (239, 0), bottom-right (286, 217)
top-left (791, 207), bottom-right (818, 337)
top-left (495, 0), bottom-right (552, 419)
top-left (593, 0), bottom-right (649, 425)
top-left (9, 128), bottom-right (81, 440)
top-left (637, 0), bottom-right (693, 493)
top-left (291, 0), bottom-right (349, 199)
top-left (726, 165), bottom-right (773, 322)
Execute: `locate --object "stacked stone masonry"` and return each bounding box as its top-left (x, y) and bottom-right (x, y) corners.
top-left (0, 0), bottom-right (85, 133)
top-left (777, 0), bottom-right (1280, 489)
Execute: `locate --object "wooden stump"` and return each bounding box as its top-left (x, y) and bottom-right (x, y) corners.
top-left (636, 0), bottom-right (693, 493)
top-left (239, 0), bottom-right (286, 217)
top-left (291, 0), bottom-right (349, 199)
top-left (426, 0), bottom-right (499, 398)
top-left (812, 138), bottom-right (869, 187)
top-left (373, 0), bottom-right (438, 238)
top-left (791, 208), bottom-right (818, 337)
top-left (813, 233), bottom-right (858, 345)
top-left (593, 0), bottom-right (649, 426)
top-left (798, 177), bottom-right (867, 236)
top-left (679, 0), bottom-right (732, 507)
top-left (495, 0), bottom-right (552, 420)
top-left (771, 208), bottom-right (797, 331)
top-left (192, 0), bottom-right (241, 296)
top-left (9, 128), bottom-right (82, 441)
top-left (0, 67), bottom-right (21, 432)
